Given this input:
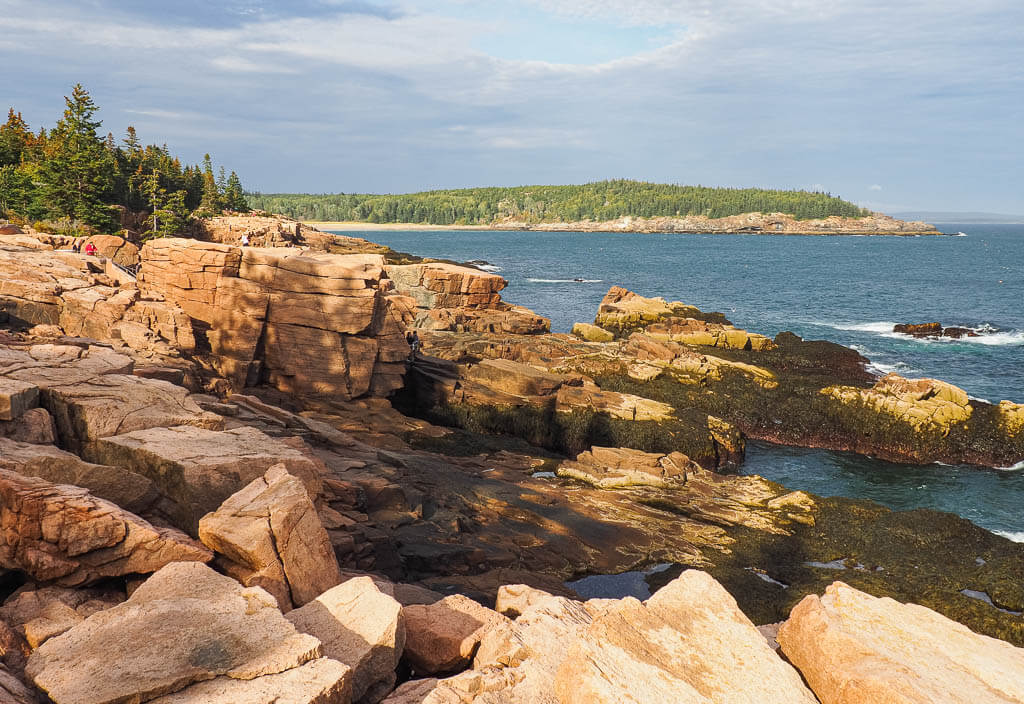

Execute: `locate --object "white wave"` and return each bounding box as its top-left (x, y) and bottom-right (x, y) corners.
top-left (994, 530), bottom-right (1024, 543)
top-left (474, 264), bottom-right (502, 272)
top-left (823, 321), bottom-right (899, 334)
top-left (956, 232), bottom-right (968, 236)
top-left (959, 330), bottom-right (1024, 346)
top-left (867, 360), bottom-right (916, 376)
top-left (820, 319), bottom-right (1024, 347)
top-left (526, 278), bottom-right (603, 283)
top-left (967, 394), bottom-right (993, 404)
top-left (997, 460), bottom-right (1024, 471)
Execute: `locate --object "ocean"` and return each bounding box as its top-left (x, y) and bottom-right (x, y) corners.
top-left (329, 225), bottom-right (1024, 540)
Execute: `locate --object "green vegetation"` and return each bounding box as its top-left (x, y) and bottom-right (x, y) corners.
top-left (247, 180), bottom-right (871, 225)
top-left (0, 84), bottom-right (248, 239)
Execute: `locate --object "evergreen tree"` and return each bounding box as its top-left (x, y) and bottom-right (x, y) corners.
top-left (196, 153), bottom-right (223, 216)
top-left (0, 109), bottom-right (31, 167)
top-left (223, 171), bottom-right (249, 212)
top-left (38, 84), bottom-right (117, 232)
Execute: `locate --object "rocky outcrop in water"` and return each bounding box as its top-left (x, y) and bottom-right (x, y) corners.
top-left (894, 322), bottom-right (981, 338)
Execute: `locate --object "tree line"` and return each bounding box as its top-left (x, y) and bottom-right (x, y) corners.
top-left (0, 84), bottom-right (248, 240)
top-left (247, 180), bottom-right (871, 225)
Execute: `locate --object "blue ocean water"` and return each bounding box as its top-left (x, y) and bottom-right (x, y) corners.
top-left (330, 225), bottom-right (1024, 538)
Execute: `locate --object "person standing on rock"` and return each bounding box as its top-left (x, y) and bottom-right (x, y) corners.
top-left (406, 330), bottom-right (420, 361)
top-left (240, 234), bottom-right (250, 247)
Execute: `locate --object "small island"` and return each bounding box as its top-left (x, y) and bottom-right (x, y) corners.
top-left (247, 180), bottom-right (941, 235)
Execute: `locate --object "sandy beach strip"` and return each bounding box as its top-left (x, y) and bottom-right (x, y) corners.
top-left (305, 221), bottom-right (496, 231)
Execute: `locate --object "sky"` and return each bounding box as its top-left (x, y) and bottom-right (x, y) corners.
top-left (1, 0), bottom-right (1022, 213)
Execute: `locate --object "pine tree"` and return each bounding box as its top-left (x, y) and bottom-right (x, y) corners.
top-left (196, 153), bottom-right (223, 216)
top-left (0, 109), bottom-right (32, 167)
top-left (39, 84), bottom-right (117, 232)
top-left (223, 171), bottom-right (249, 212)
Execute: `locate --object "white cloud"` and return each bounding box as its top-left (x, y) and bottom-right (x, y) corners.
top-left (869, 184), bottom-right (883, 191)
top-left (210, 56), bottom-right (300, 74)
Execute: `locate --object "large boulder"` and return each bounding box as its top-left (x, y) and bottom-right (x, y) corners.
top-left (199, 464), bottom-right (342, 611)
top-left (408, 571), bottom-right (816, 704)
top-left (87, 425), bottom-right (326, 535)
top-left (554, 570), bottom-right (817, 704)
top-left (25, 562), bottom-right (347, 704)
top-left (0, 470), bottom-right (211, 586)
top-left (286, 576), bottom-right (405, 703)
top-left (778, 581), bottom-right (1024, 704)
top-left (402, 594), bottom-right (509, 675)
top-left (80, 235), bottom-right (139, 269)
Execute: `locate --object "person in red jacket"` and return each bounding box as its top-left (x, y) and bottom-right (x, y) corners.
top-left (84, 242), bottom-right (97, 256)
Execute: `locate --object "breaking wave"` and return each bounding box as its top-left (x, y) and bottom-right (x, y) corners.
top-left (816, 320), bottom-right (1024, 346)
top-left (994, 530), bottom-right (1024, 542)
top-left (526, 278), bottom-right (603, 284)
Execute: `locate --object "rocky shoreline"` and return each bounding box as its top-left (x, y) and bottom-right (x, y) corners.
top-left (309, 211), bottom-right (942, 236)
top-left (0, 216), bottom-right (1021, 703)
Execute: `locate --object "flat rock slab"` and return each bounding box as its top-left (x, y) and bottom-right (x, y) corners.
top-left (0, 470), bottom-right (211, 586)
top-left (778, 581), bottom-right (1024, 704)
top-left (199, 464), bottom-right (342, 611)
top-left (147, 657), bottom-right (352, 704)
top-left (25, 562), bottom-right (333, 704)
top-left (87, 425), bottom-right (325, 535)
top-left (0, 437), bottom-right (160, 514)
top-left (0, 378), bottom-right (37, 421)
top-left (44, 374), bottom-right (223, 449)
top-left (0, 345), bottom-right (133, 389)
top-left (287, 576), bottom-right (405, 703)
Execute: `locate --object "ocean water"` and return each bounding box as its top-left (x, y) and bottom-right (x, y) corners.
top-left (330, 225), bottom-right (1024, 538)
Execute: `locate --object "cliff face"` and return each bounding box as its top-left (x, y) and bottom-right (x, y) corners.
top-left (138, 238), bottom-right (414, 399)
top-left (492, 211), bottom-right (939, 235)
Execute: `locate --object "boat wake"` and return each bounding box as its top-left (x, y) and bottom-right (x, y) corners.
top-left (526, 278), bottom-right (603, 284)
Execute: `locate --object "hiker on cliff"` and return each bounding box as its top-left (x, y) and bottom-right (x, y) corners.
top-left (406, 330), bottom-right (420, 361)
top-left (83, 242), bottom-right (97, 256)
top-left (240, 234), bottom-right (250, 247)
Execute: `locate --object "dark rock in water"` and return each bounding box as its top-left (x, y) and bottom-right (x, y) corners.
top-left (893, 322), bottom-right (980, 338)
top-left (937, 329), bottom-right (978, 339)
top-left (894, 322), bottom-right (943, 336)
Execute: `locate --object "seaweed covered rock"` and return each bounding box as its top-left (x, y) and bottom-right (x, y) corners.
top-left (778, 581), bottom-right (1024, 704)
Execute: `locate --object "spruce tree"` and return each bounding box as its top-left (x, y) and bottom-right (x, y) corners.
top-left (0, 109), bottom-right (31, 167)
top-left (39, 84), bottom-right (117, 232)
top-left (223, 171), bottom-right (249, 212)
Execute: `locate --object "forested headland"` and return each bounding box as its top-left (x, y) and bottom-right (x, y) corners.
top-left (247, 180), bottom-right (872, 225)
top-left (0, 84), bottom-right (248, 239)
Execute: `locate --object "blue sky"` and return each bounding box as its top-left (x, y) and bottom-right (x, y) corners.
top-left (1, 0), bottom-right (1022, 213)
